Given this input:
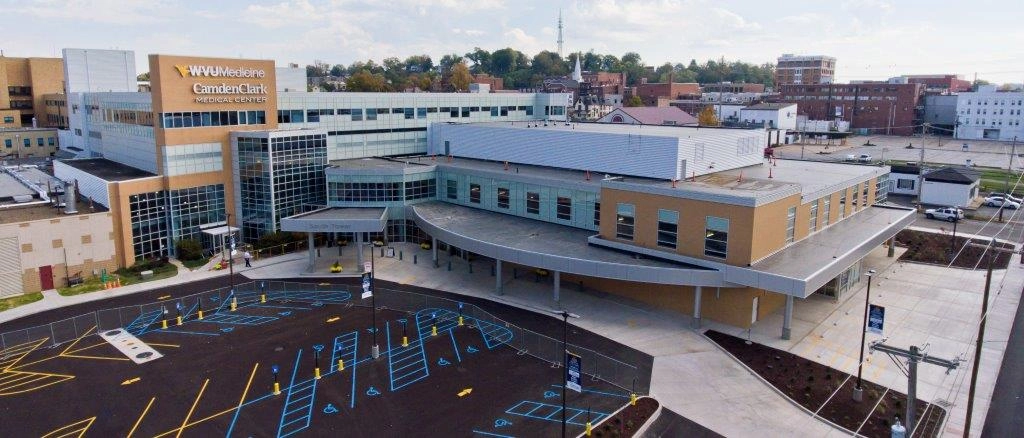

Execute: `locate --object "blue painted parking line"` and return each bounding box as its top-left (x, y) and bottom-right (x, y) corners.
top-left (276, 349), bottom-right (317, 438)
top-left (505, 400), bottom-right (608, 426)
top-left (251, 304), bottom-right (311, 311)
top-left (329, 331), bottom-right (359, 408)
top-left (449, 329), bottom-right (462, 363)
top-left (267, 290), bottom-right (351, 304)
top-left (549, 384), bottom-right (629, 399)
top-left (475, 319), bottom-right (513, 349)
top-left (156, 329), bottom-right (221, 336)
top-left (387, 319), bottom-right (430, 391)
top-left (124, 309), bottom-right (163, 336)
top-left (201, 313), bottom-right (278, 326)
top-left (473, 431), bottom-right (515, 438)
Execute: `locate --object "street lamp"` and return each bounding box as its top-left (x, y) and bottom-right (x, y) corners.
top-left (950, 206), bottom-right (961, 258)
top-left (226, 213), bottom-right (235, 295)
top-left (366, 240), bottom-right (379, 359)
top-left (853, 268), bottom-right (877, 402)
top-left (550, 309), bottom-right (580, 438)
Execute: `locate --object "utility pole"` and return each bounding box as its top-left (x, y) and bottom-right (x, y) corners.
top-left (999, 136), bottom-right (1017, 223)
top-left (916, 124), bottom-right (928, 209)
top-left (869, 342), bottom-right (959, 435)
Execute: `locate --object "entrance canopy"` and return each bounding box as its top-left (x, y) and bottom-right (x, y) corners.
top-left (280, 207), bottom-right (388, 233)
top-left (201, 225), bottom-right (240, 237)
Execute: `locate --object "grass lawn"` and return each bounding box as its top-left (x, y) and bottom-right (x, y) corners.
top-left (0, 292), bottom-right (43, 312)
top-left (58, 263), bottom-right (179, 297)
top-left (181, 257), bottom-right (210, 270)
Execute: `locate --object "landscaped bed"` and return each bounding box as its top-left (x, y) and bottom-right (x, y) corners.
top-left (895, 229), bottom-right (1012, 269)
top-left (588, 396), bottom-right (659, 438)
top-left (705, 330), bottom-right (946, 438)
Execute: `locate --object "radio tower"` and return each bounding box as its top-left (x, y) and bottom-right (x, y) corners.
top-left (557, 10), bottom-right (564, 57)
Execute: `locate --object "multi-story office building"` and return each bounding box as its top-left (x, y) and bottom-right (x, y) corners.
top-left (955, 85), bottom-right (1024, 141)
top-left (53, 54), bottom-right (568, 265)
top-left (776, 82), bottom-right (923, 135)
top-left (775, 54), bottom-right (836, 85)
top-left (0, 127), bottom-right (59, 158)
top-left (1, 55), bottom-right (64, 128)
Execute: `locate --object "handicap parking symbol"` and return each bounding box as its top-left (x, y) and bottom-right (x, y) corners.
top-left (366, 327), bottom-right (377, 333)
top-left (544, 390), bottom-right (558, 399)
top-left (437, 357), bottom-right (451, 366)
top-left (278, 311), bottom-right (292, 317)
top-left (397, 318), bottom-right (407, 324)
top-left (466, 345), bottom-right (479, 354)
top-left (366, 386), bottom-right (381, 396)
top-left (323, 403), bottom-right (339, 414)
top-left (494, 418), bottom-right (512, 428)
top-left (311, 301), bottom-right (324, 307)
top-left (313, 344), bottom-right (324, 353)
top-left (220, 327), bottom-right (234, 333)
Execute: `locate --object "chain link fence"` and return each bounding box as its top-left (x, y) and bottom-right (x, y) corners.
top-left (1, 281), bottom-right (644, 394)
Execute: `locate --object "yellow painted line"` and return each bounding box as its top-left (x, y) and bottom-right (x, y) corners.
top-left (175, 378), bottom-right (210, 438)
top-left (40, 416), bottom-right (95, 438)
top-left (153, 364), bottom-right (260, 438)
top-left (61, 354), bottom-right (130, 361)
top-left (158, 295), bottom-right (172, 300)
top-left (60, 326), bottom-right (97, 356)
top-left (63, 342), bottom-right (108, 355)
top-left (146, 343), bottom-right (180, 348)
top-left (326, 317), bottom-right (340, 323)
top-left (0, 373), bottom-right (74, 396)
top-left (318, 283), bottom-right (330, 286)
top-left (2, 338), bottom-right (49, 371)
top-left (122, 377), bottom-right (141, 386)
top-left (126, 396), bottom-right (156, 438)
top-left (457, 387), bottom-right (473, 397)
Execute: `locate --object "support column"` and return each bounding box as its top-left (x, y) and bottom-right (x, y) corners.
top-left (692, 286), bottom-right (702, 329)
top-left (307, 232), bottom-right (315, 273)
top-left (782, 295), bottom-right (794, 340)
top-left (432, 237), bottom-right (438, 267)
top-left (887, 237), bottom-right (895, 257)
top-left (356, 233), bottom-right (364, 269)
top-left (495, 259), bottom-right (503, 295)
top-left (553, 270), bottom-right (560, 302)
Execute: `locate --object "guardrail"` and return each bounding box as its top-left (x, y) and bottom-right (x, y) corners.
top-left (0, 280), bottom-right (644, 394)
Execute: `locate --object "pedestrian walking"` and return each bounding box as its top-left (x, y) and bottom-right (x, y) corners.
top-left (243, 250), bottom-right (252, 267)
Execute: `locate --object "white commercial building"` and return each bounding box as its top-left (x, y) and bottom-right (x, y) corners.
top-left (740, 103), bottom-right (797, 130)
top-left (955, 85), bottom-right (1024, 141)
top-left (62, 48), bottom-right (137, 93)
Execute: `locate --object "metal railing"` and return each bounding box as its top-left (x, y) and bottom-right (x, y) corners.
top-left (0, 280), bottom-right (644, 394)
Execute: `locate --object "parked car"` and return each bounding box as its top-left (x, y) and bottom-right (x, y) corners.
top-left (984, 196), bottom-right (1021, 209)
top-left (987, 192), bottom-right (1023, 204)
top-left (924, 207), bottom-right (964, 222)
top-left (857, 154), bottom-right (873, 163)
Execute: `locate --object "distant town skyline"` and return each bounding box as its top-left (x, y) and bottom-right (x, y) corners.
top-left (3, 0), bottom-right (1022, 84)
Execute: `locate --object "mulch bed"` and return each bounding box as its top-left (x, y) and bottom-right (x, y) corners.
top-left (705, 330), bottom-right (946, 438)
top-left (895, 229), bottom-right (1012, 269)
top-left (590, 396), bottom-right (659, 438)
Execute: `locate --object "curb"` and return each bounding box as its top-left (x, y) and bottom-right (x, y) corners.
top-left (699, 331), bottom-right (858, 437)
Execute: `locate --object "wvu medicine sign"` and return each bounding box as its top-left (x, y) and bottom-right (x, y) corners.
top-left (176, 64), bottom-right (269, 104)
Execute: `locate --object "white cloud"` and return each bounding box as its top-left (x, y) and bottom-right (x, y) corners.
top-left (242, 0), bottom-right (323, 29)
top-left (14, 0), bottom-right (176, 24)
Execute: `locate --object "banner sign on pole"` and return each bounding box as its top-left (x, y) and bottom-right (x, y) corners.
top-left (868, 304), bottom-right (885, 334)
top-left (361, 272), bottom-right (373, 299)
top-left (566, 351), bottom-right (582, 393)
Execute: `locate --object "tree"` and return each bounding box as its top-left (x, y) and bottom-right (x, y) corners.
top-left (698, 106), bottom-right (719, 126)
top-left (175, 239), bottom-right (204, 261)
top-left (625, 95), bottom-right (643, 107)
top-left (531, 50), bottom-right (567, 76)
top-left (438, 54), bottom-right (463, 73)
top-left (491, 48), bottom-right (526, 76)
top-left (464, 47), bottom-right (491, 74)
top-left (137, 72), bottom-right (150, 81)
top-left (345, 70), bottom-right (390, 92)
top-left (449, 61), bottom-right (472, 91)
top-left (329, 64), bottom-right (345, 77)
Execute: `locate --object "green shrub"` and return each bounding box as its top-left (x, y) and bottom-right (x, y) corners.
top-left (175, 239), bottom-right (204, 261)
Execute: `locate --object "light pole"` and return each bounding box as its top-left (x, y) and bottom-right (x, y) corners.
top-left (367, 240), bottom-right (379, 358)
top-left (226, 213), bottom-right (235, 294)
top-left (950, 206), bottom-right (960, 258)
top-left (550, 309), bottom-right (580, 438)
top-left (853, 268), bottom-right (877, 402)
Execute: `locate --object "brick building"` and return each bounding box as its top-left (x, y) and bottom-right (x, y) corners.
top-left (775, 54), bottom-right (836, 85)
top-left (904, 74), bottom-right (971, 94)
top-left (472, 74), bottom-right (503, 91)
top-left (702, 83), bottom-right (766, 93)
top-left (1, 56), bottom-right (65, 127)
top-left (777, 82), bottom-right (924, 135)
top-left (628, 81), bottom-right (701, 106)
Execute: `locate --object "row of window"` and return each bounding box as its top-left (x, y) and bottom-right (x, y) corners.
top-left (962, 118), bottom-right (1021, 126)
top-left (962, 108), bottom-right (1022, 116)
top-left (614, 203), bottom-right (728, 259)
top-left (446, 179), bottom-right (599, 225)
top-left (964, 99), bottom-right (1024, 106)
top-left (278, 106), bottom-right (535, 124)
top-left (4, 137), bottom-right (55, 148)
top-left (159, 111), bottom-right (267, 129)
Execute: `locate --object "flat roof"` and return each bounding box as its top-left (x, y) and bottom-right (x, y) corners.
top-left (713, 160), bottom-right (889, 199)
top-left (329, 157), bottom-right (434, 171)
top-left (470, 121), bottom-right (762, 139)
top-left (0, 173), bottom-right (35, 199)
top-left (293, 207), bottom-right (386, 221)
top-left (0, 199), bottom-right (106, 225)
top-left (280, 207), bottom-right (389, 233)
top-left (59, 158), bottom-right (156, 181)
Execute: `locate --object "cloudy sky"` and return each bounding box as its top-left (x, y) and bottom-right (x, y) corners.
top-left (3, 0), bottom-right (1022, 83)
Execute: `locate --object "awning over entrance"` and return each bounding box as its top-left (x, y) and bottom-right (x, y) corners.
top-left (408, 201), bottom-right (723, 286)
top-left (201, 225), bottom-right (239, 237)
top-left (280, 207), bottom-right (388, 233)
top-left (750, 205), bottom-right (915, 298)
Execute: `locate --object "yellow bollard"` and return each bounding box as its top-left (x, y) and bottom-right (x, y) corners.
top-left (337, 359), bottom-right (344, 371)
top-left (458, 316), bottom-right (464, 326)
top-left (586, 422), bottom-right (592, 436)
top-left (431, 325), bottom-right (437, 336)
top-left (198, 310), bottom-right (204, 320)
top-left (161, 319), bottom-right (168, 329)
top-left (273, 382), bottom-right (280, 395)
top-left (630, 393), bottom-right (637, 406)
top-left (402, 336), bottom-right (408, 347)
top-left (315, 367), bottom-right (321, 380)
top-left (176, 316), bottom-right (182, 326)
top-left (230, 297), bottom-right (237, 312)
top-left (260, 294), bottom-right (266, 303)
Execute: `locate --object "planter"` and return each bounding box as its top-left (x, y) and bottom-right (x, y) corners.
top-left (583, 396), bottom-right (659, 438)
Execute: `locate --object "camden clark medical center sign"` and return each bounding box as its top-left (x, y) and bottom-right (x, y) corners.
top-left (175, 65), bottom-right (269, 104)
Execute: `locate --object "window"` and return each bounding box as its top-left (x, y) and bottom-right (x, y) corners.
top-left (23, 138), bottom-right (30, 147)
top-left (491, 107), bottom-right (499, 117)
top-left (556, 197), bottom-right (572, 220)
top-left (657, 209), bottom-right (678, 249)
top-left (497, 187), bottom-right (509, 209)
top-left (417, 108), bottom-right (427, 119)
top-left (704, 216), bottom-right (728, 259)
top-left (449, 107), bottom-right (459, 117)
top-left (786, 207), bottom-right (796, 243)
top-left (352, 109), bottom-right (363, 121)
top-left (365, 108), bottom-right (377, 121)
top-left (306, 110), bottom-right (320, 123)
top-left (3, 139), bottom-right (10, 148)
top-left (615, 203), bottom-right (635, 240)
top-left (594, 202), bottom-right (600, 226)
top-left (446, 179), bottom-right (457, 200)
top-left (839, 191), bottom-right (847, 219)
top-left (862, 183), bottom-right (869, 208)
top-left (809, 202), bottom-right (818, 233)
top-left (37, 137), bottom-right (44, 146)
top-left (404, 108), bottom-right (414, 119)
top-left (461, 107), bottom-right (470, 118)
top-left (469, 183), bottom-right (481, 203)
top-left (897, 179), bottom-right (915, 190)
top-left (2, 116), bottom-right (13, 123)
top-left (823, 198), bottom-right (831, 226)
top-left (526, 192), bottom-right (540, 214)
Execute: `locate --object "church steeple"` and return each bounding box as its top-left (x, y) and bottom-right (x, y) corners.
top-left (572, 53), bottom-right (582, 82)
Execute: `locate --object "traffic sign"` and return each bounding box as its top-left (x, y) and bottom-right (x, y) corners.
top-left (868, 304), bottom-right (885, 334)
top-left (566, 351), bottom-right (582, 393)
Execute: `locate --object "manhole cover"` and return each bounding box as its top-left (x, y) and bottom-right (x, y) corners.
top-left (136, 352), bottom-right (154, 359)
top-left (105, 330), bottom-right (123, 336)
top-left (274, 346), bottom-right (284, 352)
